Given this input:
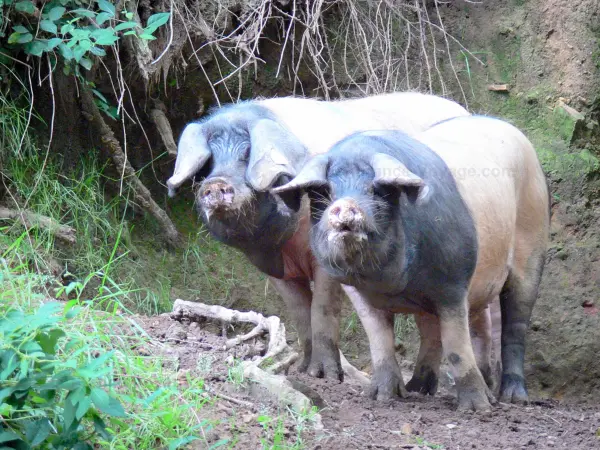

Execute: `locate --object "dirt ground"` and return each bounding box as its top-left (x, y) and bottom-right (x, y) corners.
top-left (132, 312), bottom-right (600, 449)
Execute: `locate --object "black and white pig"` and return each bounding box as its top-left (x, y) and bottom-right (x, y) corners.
top-left (166, 92), bottom-right (470, 382)
top-left (272, 115), bottom-right (550, 411)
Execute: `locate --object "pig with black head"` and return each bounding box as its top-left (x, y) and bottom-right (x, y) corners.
top-left (167, 93), bottom-right (470, 382)
top-left (272, 115), bottom-right (550, 411)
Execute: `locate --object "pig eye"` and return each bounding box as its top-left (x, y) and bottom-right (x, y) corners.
top-left (240, 143), bottom-right (251, 161)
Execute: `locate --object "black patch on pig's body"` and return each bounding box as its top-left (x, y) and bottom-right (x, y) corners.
top-left (310, 130), bottom-right (478, 313)
top-left (448, 353), bottom-right (461, 365)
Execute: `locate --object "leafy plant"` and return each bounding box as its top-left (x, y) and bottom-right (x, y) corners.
top-left (0, 301), bottom-right (128, 449)
top-left (2, 0), bottom-right (169, 71)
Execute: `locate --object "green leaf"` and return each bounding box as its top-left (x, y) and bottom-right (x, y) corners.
top-left (91, 388), bottom-right (125, 417)
top-left (0, 387), bottom-right (15, 404)
top-left (91, 88), bottom-right (108, 102)
top-left (58, 378), bottom-right (83, 390)
top-left (147, 12), bottom-right (170, 28)
top-left (63, 395), bottom-right (77, 429)
top-left (58, 42), bottom-right (73, 60)
top-left (13, 25), bottom-right (29, 33)
top-left (17, 32), bottom-right (33, 44)
top-left (8, 33), bottom-right (22, 44)
top-left (71, 8), bottom-right (96, 18)
top-left (93, 414), bottom-right (113, 441)
top-left (91, 28), bottom-right (119, 45)
top-left (79, 38), bottom-right (92, 51)
top-left (37, 329), bottom-right (65, 353)
top-left (114, 21), bottom-right (138, 31)
top-left (90, 387), bottom-right (110, 410)
top-left (76, 395), bottom-right (92, 419)
top-left (48, 6), bottom-right (66, 21)
top-left (60, 24), bottom-right (74, 35)
top-left (125, 11), bottom-right (133, 20)
top-left (47, 37), bottom-right (62, 49)
top-left (0, 431), bottom-right (20, 444)
top-left (96, 12), bottom-right (112, 25)
top-left (89, 46), bottom-right (106, 56)
top-left (123, 30), bottom-right (136, 36)
top-left (25, 418), bottom-right (51, 446)
top-left (25, 40), bottom-right (47, 56)
top-left (15, 1), bottom-right (35, 14)
top-left (80, 57), bottom-right (93, 70)
top-left (40, 20), bottom-right (58, 34)
top-left (169, 436), bottom-right (199, 450)
top-left (72, 44), bottom-right (87, 62)
top-left (138, 34), bottom-right (156, 40)
top-left (96, 0), bottom-right (115, 15)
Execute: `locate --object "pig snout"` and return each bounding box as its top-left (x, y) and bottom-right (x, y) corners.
top-left (328, 199), bottom-right (365, 233)
top-left (200, 178), bottom-right (235, 211)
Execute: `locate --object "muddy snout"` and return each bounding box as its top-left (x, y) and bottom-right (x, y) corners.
top-left (327, 199), bottom-right (367, 239)
top-left (199, 178), bottom-right (235, 212)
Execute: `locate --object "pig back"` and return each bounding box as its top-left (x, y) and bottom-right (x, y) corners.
top-left (258, 92), bottom-right (469, 157)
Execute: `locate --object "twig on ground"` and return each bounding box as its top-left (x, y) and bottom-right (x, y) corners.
top-left (0, 207), bottom-right (77, 244)
top-left (170, 299), bottom-right (322, 427)
top-left (207, 387), bottom-right (255, 409)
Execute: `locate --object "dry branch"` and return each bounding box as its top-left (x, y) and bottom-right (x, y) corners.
top-left (149, 104), bottom-right (178, 158)
top-left (79, 88), bottom-right (181, 247)
top-left (0, 207), bottom-right (76, 244)
top-left (171, 299), bottom-right (323, 425)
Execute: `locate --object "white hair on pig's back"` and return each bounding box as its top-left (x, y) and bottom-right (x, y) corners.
top-left (257, 92), bottom-right (469, 157)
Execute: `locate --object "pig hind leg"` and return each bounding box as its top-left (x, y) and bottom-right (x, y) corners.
top-left (470, 306), bottom-right (495, 391)
top-left (406, 314), bottom-right (442, 395)
top-left (498, 248), bottom-right (546, 404)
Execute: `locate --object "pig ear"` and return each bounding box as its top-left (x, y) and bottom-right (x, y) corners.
top-left (166, 123), bottom-right (211, 198)
top-left (271, 154), bottom-right (330, 212)
top-left (371, 152), bottom-right (425, 201)
top-left (246, 119), bottom-right (308, 191)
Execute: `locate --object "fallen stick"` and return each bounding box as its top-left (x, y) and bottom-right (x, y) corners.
top-left (339, 351), bottom-right (371, 388)
top-left (0, 207), bottom-right (76, 244)
top-left (171, 299), bottom-right (322, 427)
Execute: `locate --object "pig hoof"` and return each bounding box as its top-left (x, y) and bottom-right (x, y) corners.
top-left (406, 368), bottom-right (438, 395)
top-left (297, 355), bottom-right (311, 373)
top-left (307, 360), bottom-right (344, 382)
top-left (499, 374), bottom-right (529, 404)
top-left (369, 367), bottom-right (408, 400)
top-left (457, 388), bottom-right (495, 412)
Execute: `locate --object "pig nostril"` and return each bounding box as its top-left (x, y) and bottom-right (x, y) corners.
top-left (331, 206), bottom-right (341, 216)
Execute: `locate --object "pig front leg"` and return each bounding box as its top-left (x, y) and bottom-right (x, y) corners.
top-left (343, 286), bottom-right (408, 400)
top-left (439, 299), bottom-right (496, 412)
top-left (308, 266), bottom-right (344, 381)
top-left (269, 276), bottom-right (313, 372)
top-left (406, 313), bottom-right (442, 395)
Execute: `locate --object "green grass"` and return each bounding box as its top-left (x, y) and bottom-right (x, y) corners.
top-left (0, 263), bottom-right (221, 449)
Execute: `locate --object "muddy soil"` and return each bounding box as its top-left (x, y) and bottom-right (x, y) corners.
top-left (132, 311), bottom-right (600, 449)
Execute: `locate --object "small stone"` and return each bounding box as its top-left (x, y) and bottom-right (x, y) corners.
top-left (446, 423), bottom-right (458, 429)
top-left (531, 321), bottom-right (542, 331)
top-left (242, 413), bottom-right (255, 423)
top-left (401, 423), bottom-right (412, 435)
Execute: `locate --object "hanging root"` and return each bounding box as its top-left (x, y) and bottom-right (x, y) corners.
top-left (79, 88), bottom-right (181, 248)
top-left (149, 101), bottom-right (178, 158)
top-left (171, 299), bottom-right (324, 426)
top-left (0, 207), bottom-right (77, 244)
